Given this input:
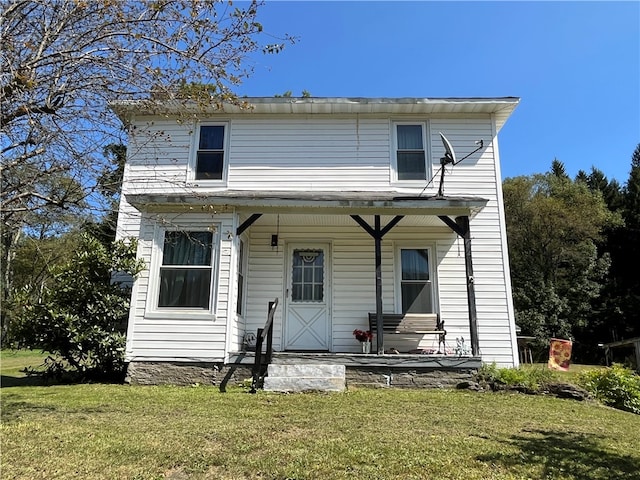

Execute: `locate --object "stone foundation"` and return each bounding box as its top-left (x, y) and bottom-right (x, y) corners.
top-left (126, 358), bottom-right (477, 389)
top-left (346, 367), bottom-right (477, 388)
top-left (126, 361), bottom-right (253, 387)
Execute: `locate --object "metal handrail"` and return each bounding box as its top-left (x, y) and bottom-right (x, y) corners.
top-left (250, 298), bottom-right (278, 392)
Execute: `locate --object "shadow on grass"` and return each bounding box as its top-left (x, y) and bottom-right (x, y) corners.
top-left (477, 428), bottom-right (640, 480)
top-left (1, 374), bottom-right (49, 388)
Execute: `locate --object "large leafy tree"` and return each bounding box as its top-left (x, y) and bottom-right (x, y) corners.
top-left (575, 146), bottom-right (640, 359)
top-left (614, 145), bottom-right (640, 340)
top-left (1, 0), bottom-right (291, 335)
top-left (503, 163), bottom-right (620, 360)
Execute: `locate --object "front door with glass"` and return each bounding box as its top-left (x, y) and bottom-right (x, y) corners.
top-left (284, 244), bottom-right (330, 351)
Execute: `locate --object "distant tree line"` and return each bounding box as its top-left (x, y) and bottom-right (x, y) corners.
top-left (504, 144), bottom-right (640, 363)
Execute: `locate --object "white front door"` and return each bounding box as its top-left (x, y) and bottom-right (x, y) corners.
top-left (284, 244), bottom-right (330, 351)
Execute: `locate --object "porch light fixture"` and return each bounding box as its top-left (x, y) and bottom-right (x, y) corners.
top-left (271, 214), bottom-right (280, 249)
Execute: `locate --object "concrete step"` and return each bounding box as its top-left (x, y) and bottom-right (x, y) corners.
top-left (263, 364), bottom-right (346, 392)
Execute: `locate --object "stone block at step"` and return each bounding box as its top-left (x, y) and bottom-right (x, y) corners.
top-left (263, 364), bottom-right (346, 392)
top-left (267, 364), bottom-right (345, 379)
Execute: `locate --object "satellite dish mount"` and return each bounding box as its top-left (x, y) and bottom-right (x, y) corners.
top-left (437, 132), bottom-right (483, 198)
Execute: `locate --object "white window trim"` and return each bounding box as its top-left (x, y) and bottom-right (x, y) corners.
top-left (187, 121), bottom-right (230, 185)
top-left (145, 222), bottom-right (221, 319)
top-left (393, 243), bottom-right (439, 315)
top-left (390, 120), bottom-right (432, 184)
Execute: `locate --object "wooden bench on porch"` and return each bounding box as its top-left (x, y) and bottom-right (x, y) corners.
top-left (368, 313), bottom-right (447, 353)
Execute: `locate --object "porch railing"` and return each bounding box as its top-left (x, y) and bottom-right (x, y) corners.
top-left (250, 298), bottom-right (278, 393)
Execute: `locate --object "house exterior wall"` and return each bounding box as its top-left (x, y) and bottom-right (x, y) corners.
top-left (121, 115), bottom-right (495, 195)
top-left (123, 211), bottom-right (236, 362)
top-left (116, 108), bottom-right (518, 367)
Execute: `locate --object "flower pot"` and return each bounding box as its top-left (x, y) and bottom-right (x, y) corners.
top-left (361, 341), bottom-right (371, 354)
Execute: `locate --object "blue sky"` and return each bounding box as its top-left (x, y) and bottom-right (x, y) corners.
top-left (237, 1), bottom-right (640, 184)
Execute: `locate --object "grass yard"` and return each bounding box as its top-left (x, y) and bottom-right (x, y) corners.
top-left (2, 350), bottom-right (639, 480)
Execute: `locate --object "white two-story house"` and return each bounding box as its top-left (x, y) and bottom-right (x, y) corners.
top-left (112, 96), bottom-right (520, 387)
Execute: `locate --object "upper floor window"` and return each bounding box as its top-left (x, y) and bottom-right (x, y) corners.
top-left (394, 123), bottom-right (428, 181)
top-left (195, 124), bottom-right (226, 180)
top-left (158, 231), bottom-right (214, 309)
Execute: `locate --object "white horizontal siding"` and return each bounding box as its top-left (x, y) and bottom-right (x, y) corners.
top-left (125, 213), bottom-right (235, 362)
top-left (125, 211), bottom-right (517, 365)
top-left (118, 113), bottom-right (518, 366)
top-left (121, 115), bottom-right (504, 195)
top-left (241, 217), bottom-right (517, 363)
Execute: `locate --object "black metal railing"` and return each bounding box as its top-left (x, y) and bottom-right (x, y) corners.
top-left (250, 298), bottom-right (278, 393)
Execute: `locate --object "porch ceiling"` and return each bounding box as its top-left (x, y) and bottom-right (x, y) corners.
top-left (127, 191), bottom-right (488, 217)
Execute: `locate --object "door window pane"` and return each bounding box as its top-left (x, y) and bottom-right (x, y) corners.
top-left (291, 250), bottom-right (323, 302)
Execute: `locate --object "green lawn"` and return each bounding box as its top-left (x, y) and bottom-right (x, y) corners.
top-left (2, 350), bottom-right (639, 480)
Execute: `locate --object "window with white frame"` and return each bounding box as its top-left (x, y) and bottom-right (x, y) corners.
top-left (394, 123), bottom-right (428, 181)
top-left (195, 124), bottom-right (226, 180)
top-left (236, 238), bottom-right (247, 316)
top-left (158, 231), bottom-right (214, 309)
top-left (398, 247), bottom-right (434, 313)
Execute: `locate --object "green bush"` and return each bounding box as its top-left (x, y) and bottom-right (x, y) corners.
top-left (11, 234), bottom-right (143, 381)
top-left (577, 364), bottom-right (640, 414)
top-left (477, 363), bottom-right (556, 391)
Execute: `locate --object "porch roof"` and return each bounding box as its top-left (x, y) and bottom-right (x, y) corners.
top-left (125, 190), bottom-right (489, 216)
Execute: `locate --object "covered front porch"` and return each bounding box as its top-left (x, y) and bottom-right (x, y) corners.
top-left (233, 197), bottom-right (485, 360)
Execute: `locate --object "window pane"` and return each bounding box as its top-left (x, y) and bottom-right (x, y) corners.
top-left (196, 152), bottom-right (224, 179)
top-left (397, 125), bottom-right (423, 149)
top-left (292, 284), bottom-right (302, 301)
top-left (236, 240), bottom-right (245, 315)
top-left (292, 266), bottom-right (302, 283)
top-left (199, 126), bottom-right (224, 150)
top-left (292, 250), bottom-right (324, 302)
top-left (397, 152), bottom-right (426, 180)
top-left (401, 249), bottom-right (429, 280)
top-left (303, 268), bottom-right (313, 282)
top-left (236, 275), bottom-right (244, 315)
top-left (163, 232), bottom-right (212, 266)
top-left (401, 283), bottom-right (432, 314)
top-left (303, 284), bottom-right (312, 300)
top-left (159, 268), bottom-right (211, 308)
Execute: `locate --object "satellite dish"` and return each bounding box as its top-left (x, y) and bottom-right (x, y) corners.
top-left (436, 132), bottom-right (484, 198)
top-left (439, 132), bottom-right (457, 165)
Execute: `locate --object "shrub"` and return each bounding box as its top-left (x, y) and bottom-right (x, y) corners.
top-left (11, 234), bottom-right (143, 381)
top-left (577, 364), bottom-right (640, 414)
